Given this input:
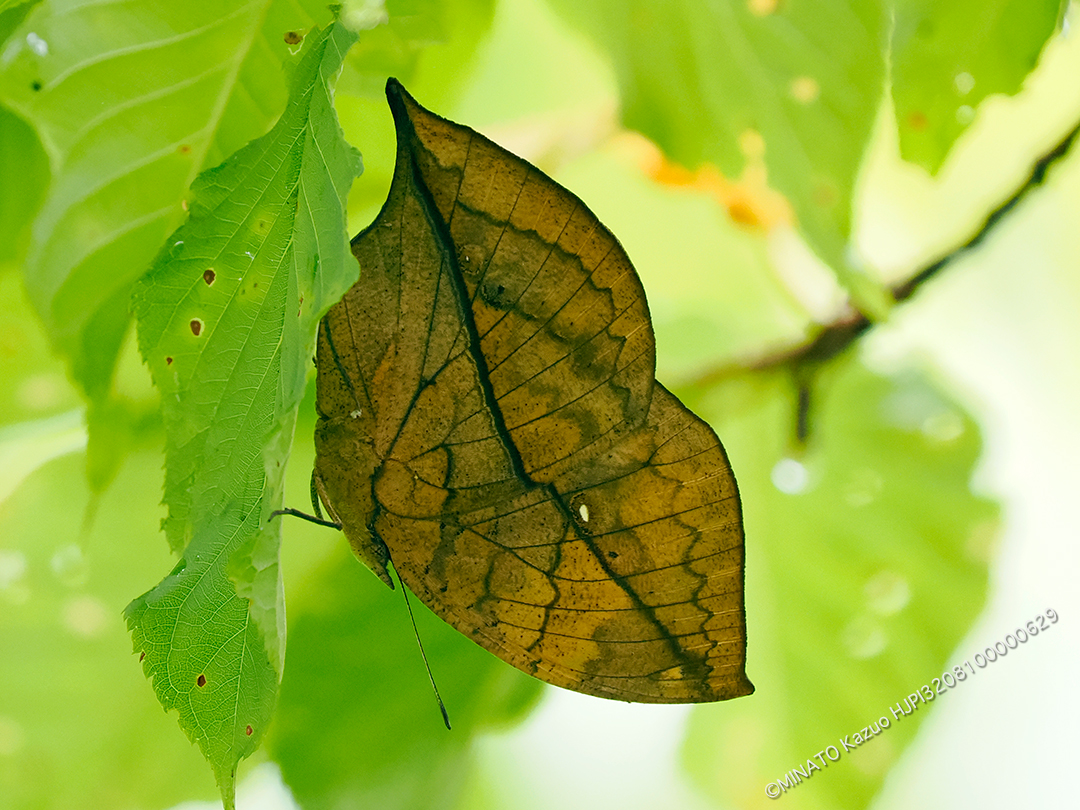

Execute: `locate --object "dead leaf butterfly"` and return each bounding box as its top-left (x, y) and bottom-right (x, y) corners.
top-left (308, 79), bottom-right (752, 703)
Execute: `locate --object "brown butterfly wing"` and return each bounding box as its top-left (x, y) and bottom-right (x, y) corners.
top-left (388, 85), bottom-right (656, 481)
top-left (313, 79), bottom-right (752, 702)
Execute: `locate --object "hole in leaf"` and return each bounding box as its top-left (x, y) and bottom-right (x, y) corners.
top-left (190, 319), bottom-right (203, 336)
top-left (31, 80), bottom-right (42, 91)
top-left (284, 30), bottom-right (303, 44)
top-left (203, 268), bottom-right (216, 285)
top-left (197, 674), bottom-right (206, 687)
top-left (139, 651), bottom-right (145, 661)
top-left (165, 357), bottom-right (173, 365)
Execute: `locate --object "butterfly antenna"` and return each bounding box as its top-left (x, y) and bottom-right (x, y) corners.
top-left (397, 570), bottom-right (452, 730)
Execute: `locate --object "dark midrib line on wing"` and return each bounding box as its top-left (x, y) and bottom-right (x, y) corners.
top-left (398, 132), bottom-right (540, 494)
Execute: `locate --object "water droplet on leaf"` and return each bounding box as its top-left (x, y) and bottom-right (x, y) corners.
top-left (25, 32), bottom-right (48, 56)
top-left (771, 458), bottom-right (809, 494)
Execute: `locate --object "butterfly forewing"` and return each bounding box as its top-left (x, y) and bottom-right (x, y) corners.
top-left (392, 88), bottom-right (657, 479)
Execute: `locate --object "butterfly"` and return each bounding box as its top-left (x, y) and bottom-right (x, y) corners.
top-left (306, 79), bottom-right (752, 703)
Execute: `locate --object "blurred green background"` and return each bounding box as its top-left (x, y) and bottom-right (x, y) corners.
top-left (1, 1), bottom-right (1078, 808)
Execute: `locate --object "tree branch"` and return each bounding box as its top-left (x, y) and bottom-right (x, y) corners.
top-left (692, 117), bottom-right (1080, 397)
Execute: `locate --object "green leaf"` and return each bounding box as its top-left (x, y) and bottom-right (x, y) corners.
top-left (892, 0), bottom-right (1067, 174)
top-left (269, 546), bottom-right (543, 810)
top-left (0, 0), bottom-right (337, 405)
top-left (125, 19), bottom-right (361, 806)
top-left (0, 409), bottom-right (84, 506)
top-left (0, 448), bottom-right (222, 810)
top-left (547, 0), bottom-right (890, 313)
top-left (0, 0), bottom-right (35, 42)
top-left (339, 0), bottom-right (496, 100)
top-left (682, 358), bottom-right (996, 809)
top-left (0, 104), bottom-right (48, 268)
top-left (0, 270), bottom-right (81, 425)
top-left (0, 0), bottom-right (35, 17)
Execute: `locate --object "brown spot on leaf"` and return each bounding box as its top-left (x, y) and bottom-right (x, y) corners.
top-left (139, 651), bottom-right (146, 661)
top-left (246, 725), bottom-right (253, 736)
top-left (197, 674), bottom-right (206, 687)
top-left (165, 356), bottom-right (173, 365)
top-left (190, 319), bottom-right (203, 336)
top-left (179, 144), bottom-right (191, 155)
top-left (908, 111), bottom-right (928, 131)
top-left (203, 268), bottom-right (216, 285)
top-left (284, 30), bottom-right (303, 45)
